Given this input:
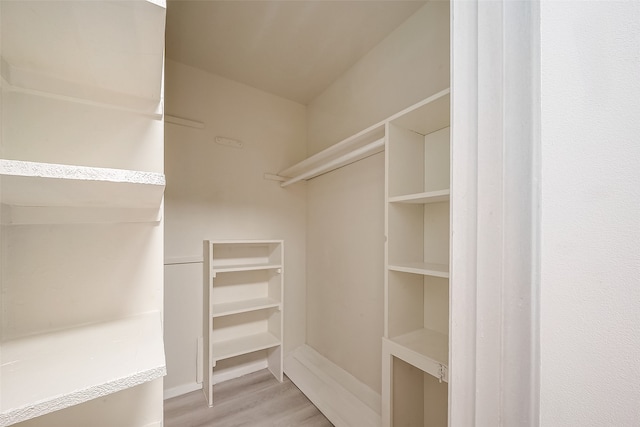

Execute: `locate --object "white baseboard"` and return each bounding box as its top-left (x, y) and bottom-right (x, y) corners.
top-left (163, 382), bottom-right (202, 400)
top-left (285, 345), bottom-right (381, 427)
top-left (212, 359), bottom-right (268, 385)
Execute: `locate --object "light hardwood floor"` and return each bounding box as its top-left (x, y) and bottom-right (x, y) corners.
top-left (164, 370), bottom-right (334, 427)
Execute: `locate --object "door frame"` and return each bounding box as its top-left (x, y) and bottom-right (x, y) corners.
top-left (450, 1), bottom-right (540, 425)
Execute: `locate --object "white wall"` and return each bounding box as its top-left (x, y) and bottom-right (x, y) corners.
top-left (307, 1), bottom-right (449, 154)
top-left (304, 1), bottom-right (449, 394)
top-left (306, 153), bottom-right (385, 393)
top-left (540, 1), bottom-right (640, 425)
top-left (163, 60), bottom-right (307, 396)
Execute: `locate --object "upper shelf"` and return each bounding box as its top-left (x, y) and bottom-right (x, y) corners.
top-left (0, 311), bottom-right (166, 426)
top-left (0, 0), bottom-right (166, 115)
top-left (0, 159), bottom-right (165, 224)
top-left (0, 159), bottom-right (165, 208)
top-left (389, 89), bottom-right (450, 135)
top-left (276, 88), bottom-right (450, 187)
top-left (278, 124), bottom-right (385, 187)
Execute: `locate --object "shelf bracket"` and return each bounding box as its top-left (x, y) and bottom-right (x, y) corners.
top-left (263, 173), bottom-right (288, 182)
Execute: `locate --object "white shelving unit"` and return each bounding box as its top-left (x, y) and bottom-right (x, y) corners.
top-left (383, 89), bottom-right (451, 427)
top-left (0, 1), bottom-right (167, 425)
top-left (274, 89), bottom-right (451, 426)
top-left (203, 240), bottom-right (284, 407)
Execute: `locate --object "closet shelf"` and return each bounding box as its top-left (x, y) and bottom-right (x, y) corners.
top-left (211, 262), bottom-right (283, 274)
top-left (0, 311), bottom-right (166, 426)
top-left (388, 261), bottom-right (449, 278)
top-left (212, 332), bottom-right (281, 364)
top-left (384, 328), bottom-right (448, 382)
top-left (211, 297), bottom-right (281, 318)
top-left (0, 159), bottom-right (165, 210)
top-left (275, 88), bottom-right (450, 188)
top-left (388, 189), bottom-right (450, 204)
top-left (277, 123), bottom-right (385, 187)
top-left (0, 0), bottom-right (166, 113)
top-left (388, 88), bottom-right (450, 135)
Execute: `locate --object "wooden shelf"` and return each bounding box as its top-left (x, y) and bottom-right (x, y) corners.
top-left (389, 89), bottom-right (450, 136)
top-left (388, 262), bottom-right (449, 278)
top-left (0, 159), bottom-right (165, 209)
top-left (0, 312), bottom-right (166, 426)
top-left (212, 332), bottom-right (281, 364)
top-left (204, 240), bottom-right (284, 406)
top-left (211, 297), bottom-right (281, 318)
top-left (275, 89), bottom-right (449, 189)
top-left (277, 124), bottom-right (385, 187)
top-left (389, 189), bottom-right (450, 204)
top-left (0, 0), bottom-right (166, 114)
top-left (384, 328), bottom-right (448, 382)
top-left (211, 262), bottom-right (282, 274)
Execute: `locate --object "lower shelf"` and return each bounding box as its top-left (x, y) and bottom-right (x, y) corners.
top-left (285, 345), bottom-right (381, 427)
top-left (0, 311), bottom-right (166, 426)
top-left (384, 328), bottom-right (448, 382)
top-left (211, 332), bottom-right (280, 364)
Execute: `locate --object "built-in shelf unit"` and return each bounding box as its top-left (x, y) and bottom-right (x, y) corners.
top-left (0, 1), bottom-right (167, 425)
top-left (203, 240), bottom-right (284, 406)
top-left (383, 89), bottom-right (450, 427)
top-left (276, 88), bottom-right (450, 427)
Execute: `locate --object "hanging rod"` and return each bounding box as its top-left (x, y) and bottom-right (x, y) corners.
top-left (280, 138), bottom-right (385, 188)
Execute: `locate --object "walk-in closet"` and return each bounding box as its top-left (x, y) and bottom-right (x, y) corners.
top-left (163, 2), bottom-right (450, 426)
top-left (3, 1), bottom-right (639, 426)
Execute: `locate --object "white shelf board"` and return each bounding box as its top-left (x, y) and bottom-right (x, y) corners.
top-left (388, 261), bottom-right (449, 278)
top-left (211, 297), bottom-right (281, 318)
top-left (389, 88), bottom-right (450, 136)
top-left (0, 0), bottom-right (166, 109)
top-left (275, 88), bottom-right (450, 187)
top-left (212, 332), bottom-right (280, 363)
top-left (209, 239), bottom-right (283, 245)
top-left (388, 189), bottom-right (450, 204)
top-left (285, 345), bottom-right (381, 427)
top-left (212, 262), bottom-right (282, 274)
top-left (0, 159), bottom-right (165, 209)
top-left (0, 312), bottom-right (166, 426)
top-left (277, 124), bottom-right (385, 186)
top-left (385, 328), bottom-right (448, 382)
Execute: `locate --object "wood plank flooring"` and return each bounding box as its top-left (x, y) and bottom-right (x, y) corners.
top-left (164, 370), bottom-right (334, 427)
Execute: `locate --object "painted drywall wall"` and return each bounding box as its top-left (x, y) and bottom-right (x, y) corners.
top-left (163, 59), bottom-right (306, 396)
top-left (306, 153), bottom-right (385, 393)
top-left (540, 1), bottom-right (640, 425)
top-left (304, 2), bottom-right (449, 395)
top-left (306, 1), bottom-right (449, 154)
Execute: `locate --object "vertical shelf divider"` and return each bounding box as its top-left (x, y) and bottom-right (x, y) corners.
top-left (383, 89), bottom-right (451, 427)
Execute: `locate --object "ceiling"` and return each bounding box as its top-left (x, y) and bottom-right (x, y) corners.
top-left (165, 1), bottom-right (426, 105)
